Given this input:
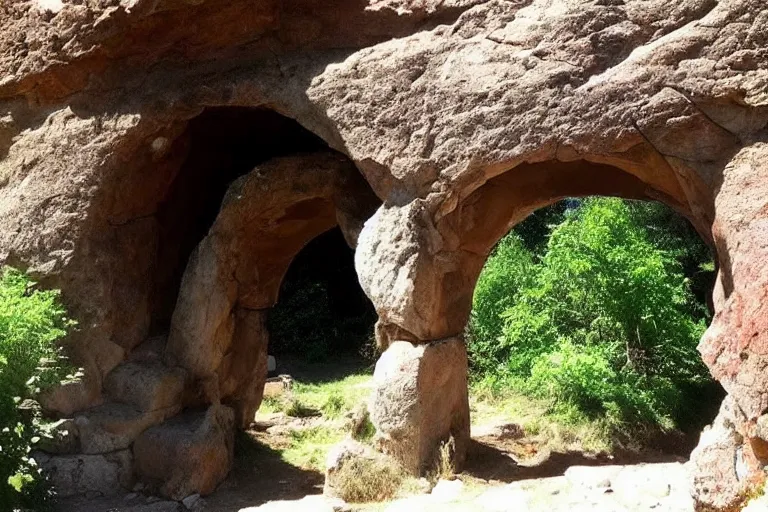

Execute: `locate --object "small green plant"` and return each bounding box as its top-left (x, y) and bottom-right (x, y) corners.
top-left (258, 395), bottom-right (284, 414)
top-left (322, 392), bottom-right (346, 418)
top-left (285, 399), bottom-right (321, 418)
top-left (432, 438), bottom-right (455, 482)
top-left (351, 415), bottom-right (376, 443)
top-left (0, 267), bottom-right (74, 511)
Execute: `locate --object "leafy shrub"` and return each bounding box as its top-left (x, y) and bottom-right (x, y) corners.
top-left (468, 198), bottom-right (711, 433)
top-left (467, 234), bottom-right (534, 375)
top-left (0, 267), bottom-right (73, 511)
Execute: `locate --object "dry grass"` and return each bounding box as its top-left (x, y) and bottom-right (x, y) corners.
top-left (432, 438), bottom-right (456, 481)
top-left (332, 455), bottom-right (406, 503)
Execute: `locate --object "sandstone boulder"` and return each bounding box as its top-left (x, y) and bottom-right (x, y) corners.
top-left (369, 338), bottom-right (469, 473)
top-left (104, 362), bottom-right (186, 413)
top-left (133, 405), bottom-right (235, 500)
top-left (689, 397), bottom-right (750, 511)
top-left (73, 402), bottom-right (181, 454)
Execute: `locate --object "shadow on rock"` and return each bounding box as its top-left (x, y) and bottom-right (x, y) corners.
top-left (463, 439), bottom-right (683, 483)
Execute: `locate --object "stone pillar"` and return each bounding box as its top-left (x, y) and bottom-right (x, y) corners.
top-left (218, 308), bottom-right (269, 429)
top-left (369, 338), bottom-right (470, 474)
top-left (355, 201), bottom-right (478, 473)
top-left (692, 142), bottom-right (768, 510)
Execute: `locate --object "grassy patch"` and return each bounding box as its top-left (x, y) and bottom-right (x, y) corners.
top-left (291, 373), bottom-right (372, 416)
top-left (470, 376), bottom-right (613, 454)
top-left (281, 426), bottom-right (346, 471)
top-left (255, 372), bottom-right (373, 471)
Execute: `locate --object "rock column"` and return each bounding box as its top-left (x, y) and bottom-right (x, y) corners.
top-left (692, 142), bottom-right (768, 510)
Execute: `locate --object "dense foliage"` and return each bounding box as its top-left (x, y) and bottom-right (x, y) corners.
top-left (468, 198), bottom-right (714, 434)
top-left (0, 267), bottom-right (72, 511)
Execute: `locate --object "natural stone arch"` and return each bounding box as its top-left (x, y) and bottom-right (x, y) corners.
top-left (1, 0), bottom-right (767, 508)
top-left (165, 151), bottom-right (379, 428)
top-left (358, 146), bottom-right (768, 511)
top-left (357, 154), bottom-right (702, 471)
top-left (3, 104), bottom-right (380, 499)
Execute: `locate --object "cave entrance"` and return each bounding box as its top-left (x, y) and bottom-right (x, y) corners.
top-left (154, 105), bottom-right (381, 432)
top-left (268, 226), bottom-right (378, 374)
top-left (149, 107), bottom-right (329, 337)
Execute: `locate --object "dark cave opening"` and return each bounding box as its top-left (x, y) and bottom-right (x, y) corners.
top-left (148, 107), bottom-right (329, 335)
top-left (268, 227), bottom-right (377, 363)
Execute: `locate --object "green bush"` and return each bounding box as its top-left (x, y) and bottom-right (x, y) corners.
top-left (468, 198), bottom-right (711, 433)
top-left (0, 267), bottom-right (73, 511)
top-left (467, 234), bottom-right (534, 375)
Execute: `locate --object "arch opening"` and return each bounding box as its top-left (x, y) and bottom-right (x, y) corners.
top-left (365, 157), bottom-right (733, 490)
top-left (465, 196), bottom-right (723, 475)
top-left (148, 107), bottom-right (329, 337)
top-left (58, 104), bottom-right (382, 500)
top-left (268, 226), bottom-right (377, 368)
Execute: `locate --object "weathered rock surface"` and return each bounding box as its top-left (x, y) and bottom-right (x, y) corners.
top-left (689, 397), bottom-right (751, 511)
top-left (133, 405), bottom-right (235, 500)
top-left (73, 402), bottom-right (181, 454)
top-left (34, 449), bottom-right (134, 498)
top-left (383, 462), bottom-right (694, 511)
top-left (104, 362), bottom-right (187, 413)
top-left (370, 338), bottom-right (470, 473)
top-left (1, 0), bottom-right (768, 507)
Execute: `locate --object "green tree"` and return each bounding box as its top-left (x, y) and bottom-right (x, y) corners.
top-left (469, 198), bottom-right (710, 431)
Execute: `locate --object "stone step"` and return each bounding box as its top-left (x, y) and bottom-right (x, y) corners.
top-left (104, 362), bottom-right (186, 413)
top-left (74, 402), bottom-right (181, 454)
top-left (128, 335), bottom-right (168, 364)
top-left (133, 405), bottom-right (235, 500)
top-left (32, 450), bottom-right (133, 498)
top-left (39, 402), bottom-right (182, 455)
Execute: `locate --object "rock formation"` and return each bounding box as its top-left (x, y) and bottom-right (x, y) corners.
top-left (1, 0), bottom-right (767, 509)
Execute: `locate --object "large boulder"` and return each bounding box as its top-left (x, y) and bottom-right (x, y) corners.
top-left (369, 338), bottom-right (470, 473)
top-left (133, 405), bottom-right (235, 500)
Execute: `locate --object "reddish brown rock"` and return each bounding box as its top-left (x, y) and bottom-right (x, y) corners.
top-left (1, 0), bottom-right (768, 507)
top-left (133, 405), bottom-right (235, 500)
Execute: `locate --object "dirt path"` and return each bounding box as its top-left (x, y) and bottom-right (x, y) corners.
top-left (56, 367), bottom-right (697, 512)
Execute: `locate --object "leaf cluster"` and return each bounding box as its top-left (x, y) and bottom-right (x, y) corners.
top-left (468, 198), bottom-right (712, 433)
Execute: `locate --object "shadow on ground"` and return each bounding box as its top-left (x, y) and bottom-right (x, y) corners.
top-left (463, 439), bottom-right (685, 483)
top-left (272, 354), bottom-right (373, 385)
top-left (203, 432), bottom-right (325, 511)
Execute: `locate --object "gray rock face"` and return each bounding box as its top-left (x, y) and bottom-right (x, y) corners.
top-left (34, 450), bottom-right (134, 498)
top-left (2, 0), bottom-right (768, 507)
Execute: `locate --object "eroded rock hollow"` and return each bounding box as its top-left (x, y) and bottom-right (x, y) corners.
top-left (1, 0), bottom-right (767, 509)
